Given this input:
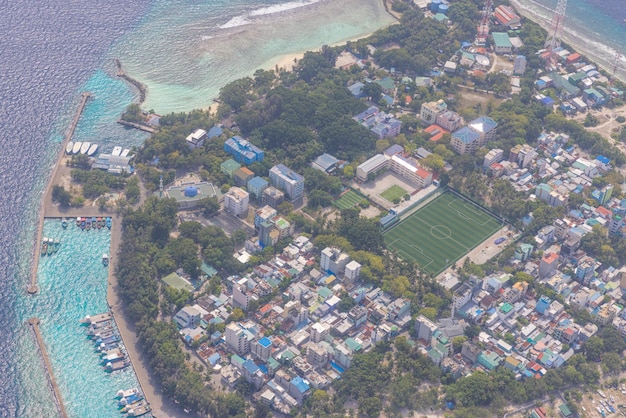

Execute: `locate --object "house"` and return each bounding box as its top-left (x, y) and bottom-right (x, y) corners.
top-left (261, 186), bottom-right (285, 208)
top-left (173, 306), bottom-right (201, 329)
top-left (224, 136), bottom-right (264, 164)
top-left (435, 110), bottom-right (463, 132)
top-left (221, 159), bottom-right (241, 178)
top-left (186, 128), bottom-right (207, 149)
top-left (233, 167), bottom-right (255, 187)
top-left (353, 106), bottom-right (402, 139)
top-left (494, 5), bottom-right (521, 28)
top-left (247, 176), bottom-right (269, 200)
top-left (356, 154), bottom-right (389, 181)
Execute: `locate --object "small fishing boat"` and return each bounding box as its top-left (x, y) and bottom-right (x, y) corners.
top-left (51, 239), bottom-right (60, 253)
top-left (96, 217), bottom-right (103, 228)
top-left (80, 312), bottom-right (111, 325)
top-left (115, 388), bottom-right (139, 399)
top-left (80, 141), bottom-right (91, 155)
top-left (112, 146), bottom-right (123, 156)
top-left (41, 238), bottom-right (48, 256)
top-left (127, 401), bottom-right (151, 417)
top-left (102, 254), bottom-right (109, 267)
top-left (87, 143), bottom-right (98, 156)
top-left (66, 141), bottom-right (74, 154)
top-left (47, 241), bottom-right (54, 255)
top-left (80, 218), bottom-right (86, 229)
top-left (72, 141), bottom-right (82, 154)
top-left (76, 216), bottom-right (82, 227)
top-left (86, 220), bottom-right (91, 231)
top-left (105, 217), bottom-right (112, 229)
top-left (91, 217), bottom-right (98, 228)
top-left (104, 359), bottom-right (130, 372)
top-left (61, 218), bottom-right (68, 228)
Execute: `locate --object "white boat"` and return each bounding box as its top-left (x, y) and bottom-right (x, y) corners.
top-left (116, 388), bottom-right (139, 399)
top-left (66, 141), bottom-right (74, 154)
top-left (102, 254), bottom-right (109, 266)
top-left (120, 148), bottom-right (130, 157)
top-left (80, 141), bottom-right (90, 154)
top-left (87, 143), bottom-right (98, 156)
top-left (112, 146), bottom-right (123, 156)
top-left (72, 141), bottom-right (82, 154)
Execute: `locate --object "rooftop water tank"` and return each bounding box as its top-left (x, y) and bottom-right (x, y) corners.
top-left (438, 3), bottom-right (449, 14)
top-left (431, 0), bottom-right (441, 13)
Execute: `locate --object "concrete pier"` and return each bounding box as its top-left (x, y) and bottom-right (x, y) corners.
top-left (27, 318), bottom-right (68, 418)
top-left (28, 92), bottom-right (91, 294)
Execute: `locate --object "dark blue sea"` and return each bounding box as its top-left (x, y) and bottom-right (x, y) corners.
top-left (0, 0), bottom-right (393, 415)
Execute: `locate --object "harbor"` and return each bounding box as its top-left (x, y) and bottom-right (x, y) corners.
top-left (27, 318), bottom-right (68, 418)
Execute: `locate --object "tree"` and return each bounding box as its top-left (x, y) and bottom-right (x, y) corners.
top-left (52, 185), bottom-right (71, 206)
top-left (584, 336), bottom-right (604, 362)
top-left (421, 153), bottom-right (445, 172)
top-left (343, 165), bottom-right (355, 179)
top-left (363, 82), bottom-right (383, 102)
top-left (308, 189), bottom-right (332, 208)
top-left (199, 197), bottom-right (220, 217)
top-left (277, 201), bottom-right (294, 216)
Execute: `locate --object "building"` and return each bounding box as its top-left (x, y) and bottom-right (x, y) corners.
top-left (255, 205), bottom-right (277, 228)
top-left (185, 128), bottom-right (207, 149)
top-left (539, 253), bottom-right (559, 278)
top-left (513, 55), bottom-right (527, 75)
top-left (164, 181), bottom-right (221, 209)
top-left (247, 176), bottom-right (269, 200)
top-left (389, 155), bottom-right (432, 188)
top-left (269, 164), bottom-right (304, 201)
top-left (261, 186), bottom-right (285, 208)
top-left (415, 315), bottom-right (438, 343)
top-left (221, 158), bottom-right (241, 178)
top-left (224, 135), bottom-right (264, 164)
top-left (353, 106), bottom-right (402, 139)
top-left (344, 260), bottom-right (362, 282)
top-left (321, 247), bottom-right (350, 275)
top-left (483, 148), bottom-right (504, 168)
top-left (225, 323), bottom-right (254, 355)
top-left (492, 32), bottom-right (513, 54)
top-left (356, 154), bottom-right (389, 181)
top-left (452, 116), bottom-right (498, 154)
top-left (224, 187), bottom-right (249, 216)
top-left (91, 154), bottom-right (133, 174)
top-left (173, 306), bottom-right (201, 329)
top-left (435, 110), bottom-right (463, 132)
top-left (312, 153), bottom-right (340, 174)
top-left (233, 167), bottom-right (255, 187)
top-left (233, 280), bottom-right (257, 310)
top-left (420, 100), bottom-right (447, 125)
top-left (494, 5), bottom-right (521, 28)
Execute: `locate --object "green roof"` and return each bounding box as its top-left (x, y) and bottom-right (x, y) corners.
top-left (433, 13), bottom-right (448, 22)
top-left (201, 262), bottom-right (218, 277)
top-left (318, 287), bottom-right (333, 300)
top-left (345, 338), bottom-right (362, 352)
top-left (559, 404), bottom-right (573, 416)
top-left (500, 302), bottom-right (514, 313)
top-left (492, 32), bottom-right (512, 48)
top-left (162, 272), bottom-right (194, 292)
top-left (221, 158), bottom-right (241, 175)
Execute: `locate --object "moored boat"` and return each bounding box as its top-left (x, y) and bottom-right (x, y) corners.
top-left (104, 359), bottom-right (130, 372)
top-left (112, 146), bottom-right (122, 156)
top-left (76, 216), bottom-right (82, 227)
top-left (115, 388), bottom-right (139, 399)
top-left (51, 239), bottom-right (60, 253)
top-left (47, 239), bottom-right (54, 255)
top-left (96, 217), bottom-right (103, 228)
top-left (72, 141), bottom-right (82, 154)
top-left (91, 217), bottom-right (98, 228)
top-left (41, 238), bottom-right (48, 256)
top-left (80, 141), bottom-right (90, 154)
top-left (61, 217), bottom-right (68, 228)
top-left (80, 312), bottom-right (112, 325)
top-left (102, 254), bottom-right (109, 266)
top-left (105, 217), bottom-right (112, 229)
top-left (127, 401), bottom-right (151, 417)
top-left (66, 141), bottom-right (74, 154)
top-left (80, 218), bottom-right (86, 229)
top-left (86, 220), bottom-right (91, 231)
top-left (87, 143), bottom-right (98, 156)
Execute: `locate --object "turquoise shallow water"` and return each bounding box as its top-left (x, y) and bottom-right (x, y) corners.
top-left (19, 219), bottom-right (145, 417)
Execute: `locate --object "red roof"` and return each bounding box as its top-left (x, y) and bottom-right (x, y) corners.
top-left (596, 206), bottom-right (611, 218)
top-left (542, 253), bottom-right (559, 264)
top-left (416, 167), bottom-right (431, 179)
top-left (566, 52), bottom-right (581, 63)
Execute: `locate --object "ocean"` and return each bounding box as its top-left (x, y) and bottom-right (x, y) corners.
top-left (0, 0), bottom-right (393, 415)
top-left (510, 0), bottom-right (626, 81)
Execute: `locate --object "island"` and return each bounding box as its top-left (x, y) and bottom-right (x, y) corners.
top-left (35, 0), bottom-right (626, 417)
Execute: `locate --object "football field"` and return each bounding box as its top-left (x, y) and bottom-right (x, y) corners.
top-left (334, 189), bottom-right (365, 210)
top-left (384, 191), bottom-right (502, 276)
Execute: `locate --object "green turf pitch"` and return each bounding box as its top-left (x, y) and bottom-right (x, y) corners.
top-left (334, 190), bottom-right (365, 210)
top-left (380, 185), bottom-right (408, 202)
top-left (384, 192), bottom-right (502, 276)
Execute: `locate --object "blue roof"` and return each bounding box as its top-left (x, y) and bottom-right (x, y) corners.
top-left (208, 352), bottom-right (221, 366)
top-left (273, 164), bottom-right (304, 182)
top-left (453, 126), bottom-right (481, 144)
top-left (541, 97), bottom-right (554, 105)
top-left (290, 376), bottom-right (310, 393)
top-left (469, 116), bottom-right (498, 134)
top-left (207, 125), bottom-right (223, 138)
top-left (243, 359), bottom-right (260, 374)
top-left (258, 337), bottom-right (272, 348)
top-left (596, 155), bottom-right (610, 164)
top-left (313, 153), bottom-right (340, 170)
top-left (348, 82), bottom-right (365, 97)
top-left (248, 176), bottom-right (269, 189)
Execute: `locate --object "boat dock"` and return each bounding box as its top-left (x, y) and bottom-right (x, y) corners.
top-left (116, 119), bottom-right (155, 133)
top-left (27, 318), bottom-right (68, 418)
top-left (28, 92), bottom-right (92, 294)
top-left (81, 312), bottom-right (112, 325)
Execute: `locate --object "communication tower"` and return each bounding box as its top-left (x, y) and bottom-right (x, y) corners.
top-left (544, 0), bottom-right (567, 69)
top-left (611, 53), bottom-right (623, 86)
top-left (476, 0), bottom-right (493, 45)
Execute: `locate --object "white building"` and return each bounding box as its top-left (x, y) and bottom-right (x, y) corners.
top-left (186, 128), bottom-right (207, 149)
top-left (225, 323), bottom-right (253, 355)
top-left (310, 322), bottom-right (331, 343)
top-left (344, 260), bottom-right (362, 282)
top-left (223, 186), bottom-right (249, 217)
top-left (483, 148), bottom-right (504, 168)
top-left (233, 279), bottom-right (257, 311)
top-left (173, 305), bottom-right (201, 329)
top-left (420, 100), bottom-right (447, 125)
top-left (389, 155), bottom-right (433, 188)
top-left (320, 247), bottom-right (351, 275)
top-left (356, 154), bottom-right (389, 182)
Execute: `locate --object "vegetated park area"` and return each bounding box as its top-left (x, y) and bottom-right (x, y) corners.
top-left (380, 184), bottom-right (408, 203)
top-left (333, 189), bottom-right (366, 210)
top-left (384, 191), bottom-right (503, 276)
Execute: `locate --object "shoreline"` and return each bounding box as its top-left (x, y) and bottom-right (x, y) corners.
top-left (508, 0), bottom-right (626, 84)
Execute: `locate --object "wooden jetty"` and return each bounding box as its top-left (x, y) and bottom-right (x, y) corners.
top-left (27, 318), bottom-right (68, 418)
top-left (28, 92), bottom-right (92, 295)
top-left (80, 312), bottom-right (112, 325)
top-left (117, 119), bottom-right (155, 133)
